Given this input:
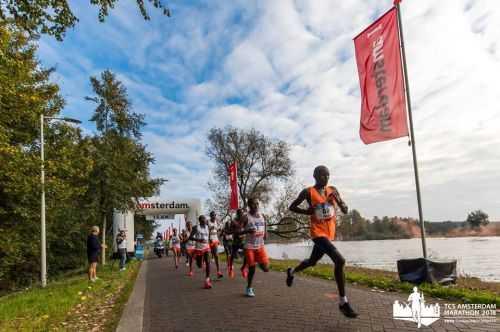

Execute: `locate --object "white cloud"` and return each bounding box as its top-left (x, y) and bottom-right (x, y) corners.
top-left (38, 0), bottom-right (500, 220)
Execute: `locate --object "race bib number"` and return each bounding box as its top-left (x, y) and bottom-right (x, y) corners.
top-left (314, 203), bottom-right (334, 220)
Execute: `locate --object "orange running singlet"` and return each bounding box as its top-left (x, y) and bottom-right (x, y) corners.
top-left (309, 186), bottom-right (337, 240)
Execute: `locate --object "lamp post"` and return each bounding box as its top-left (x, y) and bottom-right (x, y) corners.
top-left (40, 114), bottom-right (81, 287)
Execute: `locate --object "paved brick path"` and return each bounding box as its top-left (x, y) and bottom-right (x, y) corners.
top-left (141, 256), bottom-right (499, 332)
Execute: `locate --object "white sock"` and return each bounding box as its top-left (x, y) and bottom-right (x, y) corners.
top-left (340, 296), bottom-right (348, 304)
top-left (289, 268), bottom-right (295, 275)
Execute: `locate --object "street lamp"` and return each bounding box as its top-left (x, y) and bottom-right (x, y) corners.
top-left (40, 114), bottom-right (81, 287)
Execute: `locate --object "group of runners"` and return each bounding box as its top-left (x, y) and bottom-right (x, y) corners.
top-left (161, 165), bottom-right (357, 318)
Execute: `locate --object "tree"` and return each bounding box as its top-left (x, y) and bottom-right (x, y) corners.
top-left (0, 0), bottom-right (171, 41)
top-left (0, 22), bottom-right (95, 289)
top-left (266, 180), bottom-right (309, 240)
top-left (134, 215), bottom-right (158, 241)
top-left (466, 210), bottom-right (489, 228)
top-left (206, 126), bottom-right (293, 216)
top-left (337, 210), bottom-right (369, 240)
top-left (0, 24), bottom-right (165, 290)
top-left (86, 70), bottom-right (163, 263)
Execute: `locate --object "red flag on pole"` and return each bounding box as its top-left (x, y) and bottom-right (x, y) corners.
top-left (354, 8), bottom-right (408, 144)
top-left (229, 162), bottom-right (238, 210)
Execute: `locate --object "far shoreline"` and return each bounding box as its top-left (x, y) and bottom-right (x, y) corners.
top-left (266, 234), bottom-right (500, 244)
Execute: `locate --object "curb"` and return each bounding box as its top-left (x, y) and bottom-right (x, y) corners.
top-left (116, 259), bottom-right (148, 332)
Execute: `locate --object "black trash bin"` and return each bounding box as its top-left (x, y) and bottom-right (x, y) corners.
top-left (397, 258), bottom-right (457, 284)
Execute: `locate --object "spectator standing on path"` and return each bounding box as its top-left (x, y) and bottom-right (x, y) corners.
top-left (87, 226), bottom-right (101, 282)
top-left (238, 197), bottom-right (269, 297)
top-left (116, 230), bottom-right (127, 271)
top-left (287, 165), bottom-right (358, 318)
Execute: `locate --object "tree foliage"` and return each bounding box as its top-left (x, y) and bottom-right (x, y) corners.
top-left (0, 22), bottom-right (95, 289)
top-left (336, 212), bottom-right (413, 241)
top-left (0, 24), bottom-right (161, 291)
top-left (0, 0), bottom-right (171, 41)
top-left (206, 126), bottom-right (293, 217)
top-left (466, 210), bottom-right (489, 228)
top-left (86, 70), bottom-right (164, 256)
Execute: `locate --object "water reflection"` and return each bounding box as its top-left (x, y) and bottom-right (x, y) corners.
top-left (266, 236), bottom-right (500, 281)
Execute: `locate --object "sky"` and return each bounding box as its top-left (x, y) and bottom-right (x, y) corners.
top-left (37, 0), bottom-right (500, 222)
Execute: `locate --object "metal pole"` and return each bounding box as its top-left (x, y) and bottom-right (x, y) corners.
top-left (40, 114), bottom-right (47, 287)
top-left (396, 3), bottom-right (427, 259)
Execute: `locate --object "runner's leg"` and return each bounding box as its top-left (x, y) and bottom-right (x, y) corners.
top-left (196, 253), bottom-right (203, 268)
top-left (293, 242), bottom-right (325, 273)
top-left (311, 238), bottom-right (357, 318)
top-left (204, 252), bottom-right (210, 278)
top-left (247, 265), bottom-right (256, 288)
top-left (286, 241), bottom-right (324, 287)
top-left (186, 250), bottom-right (194, 276)
top-left (212, 245), bottom-right (220, 273)
top-left (314, 237), bottom-right (346, 297)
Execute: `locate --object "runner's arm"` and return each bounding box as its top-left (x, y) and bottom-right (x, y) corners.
top-left (187, 228), bottom-right (200, 242)
top-left (289, 189), bottom-right (313, 215)
top-left (234, 215), bottom-right (254, 235)
top-left (329, 186), bottom-right (348, 214)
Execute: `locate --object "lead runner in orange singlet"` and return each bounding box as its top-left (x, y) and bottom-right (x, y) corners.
top-left (287, 165), bottom-right (358, 318)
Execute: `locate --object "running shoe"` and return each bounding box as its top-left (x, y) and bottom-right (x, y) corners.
top-left (217, 271), bottom-right (224, 279)
top-left (286, 267), bottom-right (294, 287)
top-left (241, 266), bottom-right (248, 279)
top-left (187, 271), bottom-right (193, 277)
top-left (339, 302), bottom-right (358, 318)
top-left (245, 287), bottom-right (255, 297)
top-left (204, 278), bottom-right (212, 289)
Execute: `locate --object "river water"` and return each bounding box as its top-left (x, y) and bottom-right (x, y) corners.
top-left (266, 236), bottom-right (500, 282)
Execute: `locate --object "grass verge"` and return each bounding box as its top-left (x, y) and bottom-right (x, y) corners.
top-left (0, 259), bottom-right (142, 331)
top-left (267, 258), bottom-right (499, 306)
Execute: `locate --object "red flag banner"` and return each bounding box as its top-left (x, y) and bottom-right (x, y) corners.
top-left (229, 162), bottom-right (238, 210)
top-left (354, 8), bottom-right (408, 144)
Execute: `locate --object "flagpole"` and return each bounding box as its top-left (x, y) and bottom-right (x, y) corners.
top-left (395, 2), bottom-right (427, 259)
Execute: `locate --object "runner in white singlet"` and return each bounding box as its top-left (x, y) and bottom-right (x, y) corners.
top-left (183, 221), bottom-right (195, 276)
top-left (188, 215), bottom-right (212, 289)
top-left (238, 198), bottom-right (269, 297)
top-left (170, 228), bottom-right (181, 269)
top-left (209, 211), bottom-right (223, 279)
